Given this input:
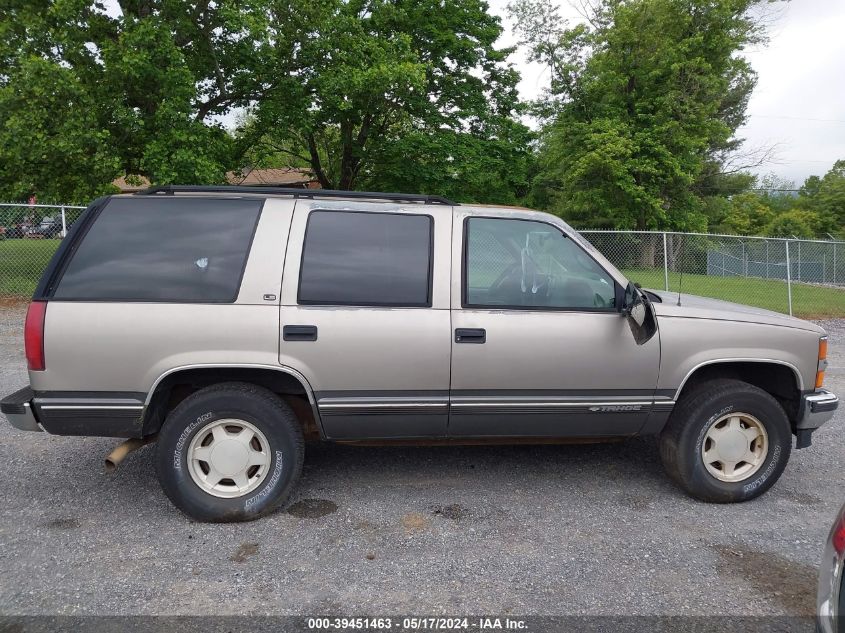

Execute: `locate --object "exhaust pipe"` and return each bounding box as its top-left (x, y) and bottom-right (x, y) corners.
top-left (105, 435), bottom-right (157, 473)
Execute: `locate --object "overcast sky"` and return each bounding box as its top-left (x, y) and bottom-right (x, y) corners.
top-left (487, 0), bottom-right (845, 187)
top-left (102, 0), bottom-right (844, 186)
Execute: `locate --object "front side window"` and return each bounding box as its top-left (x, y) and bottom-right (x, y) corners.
top-left (298, 210), bottom-right (432, 306)
top-left (54, 197), bottom-right (261, 302)
top-left (464, 217), bottom-right (616, 310)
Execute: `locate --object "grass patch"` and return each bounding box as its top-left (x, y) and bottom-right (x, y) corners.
top-left (624, 268), bottom-right (845, 319)
top-left (0, 239), bottom-right (60, 296)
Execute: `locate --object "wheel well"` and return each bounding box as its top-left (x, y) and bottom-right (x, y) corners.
top-left (677, 362), bottom-right (802, 425)
top-left (141, 367), bottom-right (320, 440)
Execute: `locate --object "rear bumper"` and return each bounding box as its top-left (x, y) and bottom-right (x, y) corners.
top-left (0, 386), bottom-right (42, 432)
top-left (1, 386), bottom-right (145, 437)
top-left (798, 389), bottom-right (839, 430)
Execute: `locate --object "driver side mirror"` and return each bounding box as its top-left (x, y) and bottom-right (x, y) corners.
top-left (622, 282), bottom-right (656, 345)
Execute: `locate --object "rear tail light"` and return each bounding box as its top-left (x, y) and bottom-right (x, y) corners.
top-left (833, 513), bottom-right (845, 556)
top-left (24, 301), bottom-right (47, 371)
top-left (816, 336), bottom-right (828, 389)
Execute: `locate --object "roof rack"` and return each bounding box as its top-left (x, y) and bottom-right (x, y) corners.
top-left (135, 185), bottom-right (458, 206)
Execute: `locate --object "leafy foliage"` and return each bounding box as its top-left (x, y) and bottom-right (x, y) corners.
top-left (0, 55), bottom-right (119, 202)
top-left (511, 0), bottom-right (775, 231)
top-left (798, 159), bottom-right (845, 236)
top-left (0, 1), bottom-right (263, 200)
top-left (709, 164), bottom-right (845, 239)
top-left (247, 0), bottom-right (532, 197)
top-left (0, 0), bottom-right (533, 202)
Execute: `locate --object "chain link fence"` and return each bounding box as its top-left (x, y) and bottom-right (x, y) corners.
top-left (0, 203), bottom-right (843, 318)
top-left (0, 203), bottom-right (86, 297)
top-left (582, 230), bottom-right (845, 319)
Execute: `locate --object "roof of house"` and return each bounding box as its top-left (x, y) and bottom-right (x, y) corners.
top-left (112, 175), bottom-right (152, 193)
top-left (112, 168), bottom-right (318, 193)
top-left (226, 167), bottom-right (317, 187)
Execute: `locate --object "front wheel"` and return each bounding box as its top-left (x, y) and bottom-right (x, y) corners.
top-left (155, 382), bottom-right (304, 522)
top-left (659, 379), bottom-right (792, 503)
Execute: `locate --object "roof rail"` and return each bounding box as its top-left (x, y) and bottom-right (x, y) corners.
top-left (135, 185), bottom-right (458, 206)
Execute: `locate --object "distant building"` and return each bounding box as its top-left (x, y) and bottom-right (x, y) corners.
top-left (112, 175), bottom-right (151, 193)
top-left (227, 167), bottom-right (320, 189)
top-left (112, 167), bottom-right (320, 193)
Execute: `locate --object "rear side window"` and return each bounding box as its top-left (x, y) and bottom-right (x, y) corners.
top-left (298, 210), bottom-right (432, 306)
top-left (53, 197), bottom-right (261, 302)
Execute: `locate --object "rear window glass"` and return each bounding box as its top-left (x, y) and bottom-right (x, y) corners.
top-left (53, 197), bottom-right (261, 302)
top-left (298, 210), bottom-right (432, 306)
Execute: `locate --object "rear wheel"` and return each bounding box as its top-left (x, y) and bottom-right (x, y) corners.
top-left (659, 379), bottom-right (792, 503)
top-left (155, 382), bottom-right (304, 522)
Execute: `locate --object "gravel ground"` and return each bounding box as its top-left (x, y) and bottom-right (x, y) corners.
top-left (0, 302), bottom-right (842, 617)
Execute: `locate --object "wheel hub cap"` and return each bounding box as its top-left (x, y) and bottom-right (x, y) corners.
top-left (701, 412), bottom-right (769, 483)
top-left (210, 441), bottom-right (250, 476)
top-left (187, 418), bottom-right (270, 498)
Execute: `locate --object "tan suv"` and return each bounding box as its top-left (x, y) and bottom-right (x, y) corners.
top-left (1, 186), bottom-right (838, 522)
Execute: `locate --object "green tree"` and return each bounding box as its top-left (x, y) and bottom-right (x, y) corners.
top-left (357, 119), bottom-right (535, 204)
top-left (247, 0), bottom-right (531, 194)
top-left (1, 0), bottom-right (531, 201)
top-left (0, 56), bottom-right (120, 202)
top-left (511, 0), bottom-right (778, 231)
top-left (765, 209), bottom-right (818, 239)
top-left (0, 1), bottom-right (282, 198)
top-left (806, 160), bottom-right (845, 236)
top-left (717, 192), bottom-right (774, 236)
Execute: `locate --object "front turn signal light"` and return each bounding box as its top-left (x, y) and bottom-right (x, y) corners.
top-left (816, 336), bottom-right (828, 389)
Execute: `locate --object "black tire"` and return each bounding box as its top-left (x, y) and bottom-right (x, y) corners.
top-left (155, 382), bottom-right (304, 522)
top-left (659, 378), bottom-right (792, 503)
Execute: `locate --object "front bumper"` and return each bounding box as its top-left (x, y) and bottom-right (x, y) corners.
top-left (798, 389), bottom-right (839, 430)
top-left (0, 386), bottom-right (42, 432)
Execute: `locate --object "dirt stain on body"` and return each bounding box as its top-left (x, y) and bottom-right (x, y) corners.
top-left (230, 542), bottom-right (259, 563)
top-left (287, 499), bottom-right (338, 519)
top-left (712, 543), bottom-right (816, 614)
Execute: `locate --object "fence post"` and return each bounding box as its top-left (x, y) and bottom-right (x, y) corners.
top-left (797, 240), bottom-right (801, 281)
top-left (834, 242), bottom-right (838, 285)
top-left (60, 206), bottom-right (67, 238)
top-left (742, 241), bottom-right (747, 277)
top-left (662, 232), bottom-right (669, 291)
top-left (785, 240), bottom-right (793, 317)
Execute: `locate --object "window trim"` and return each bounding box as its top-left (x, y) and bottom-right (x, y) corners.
top-left (46, 196), bottom-right (264, 304)
top-left (35, 196), bottom-right (109, 300)
top-left (296, 209), bottom-right (435, 308)
top-left (461, 215), bottom-right (620, 313)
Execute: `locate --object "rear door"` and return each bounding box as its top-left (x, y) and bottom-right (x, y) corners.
top-left (279, 201), bottom-right (452, 439)
top-left (448, 208), bottom-right (662, 438)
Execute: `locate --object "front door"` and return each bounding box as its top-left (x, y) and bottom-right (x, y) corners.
top-left (448, 211), bottom-right (662, 438)
top-left (279, 201), bottom-right (452, 440)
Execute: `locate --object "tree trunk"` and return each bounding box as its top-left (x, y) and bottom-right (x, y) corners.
top-left (306, 134), bottom-right (333, 189)
top-left (640, 237), bottom-right (656, 269)
top-left (338, 121), bottom-right (356, 190)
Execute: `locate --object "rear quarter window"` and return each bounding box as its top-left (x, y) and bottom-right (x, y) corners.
top-left (52, 197), bottom-right (261, 302)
